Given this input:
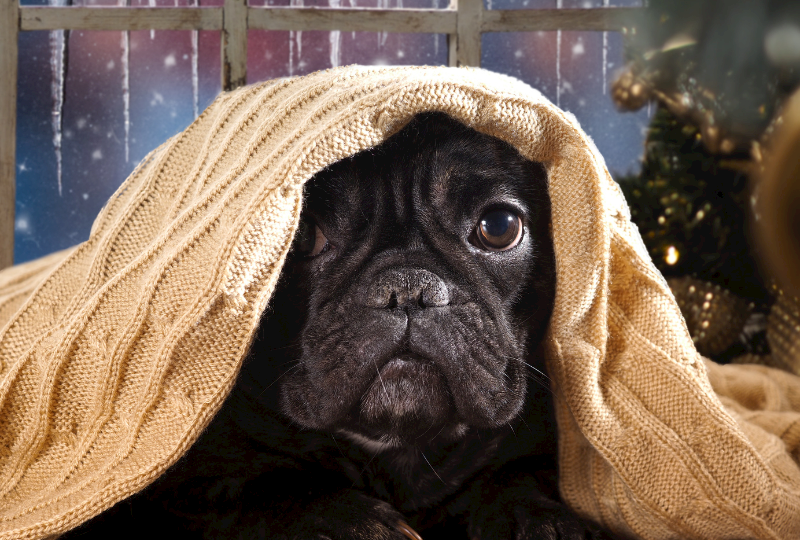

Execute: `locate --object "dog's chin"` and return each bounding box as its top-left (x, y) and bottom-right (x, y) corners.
top-left (348, 353), bottom-right (458, 448)
top-left (281, 350), bottom-right (528, 449)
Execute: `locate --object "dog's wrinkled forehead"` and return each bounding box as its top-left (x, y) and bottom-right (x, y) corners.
top-left (303, 112), bottom-right (547, 245)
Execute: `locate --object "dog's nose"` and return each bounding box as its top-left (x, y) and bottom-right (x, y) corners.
top-left (364, 268), bottom-right (449, 309)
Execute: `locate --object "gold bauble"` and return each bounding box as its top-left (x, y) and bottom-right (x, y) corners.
top-left (668, 276), bottom-right (752, 357)
top-left (766, 287), bottom-right (800, 375)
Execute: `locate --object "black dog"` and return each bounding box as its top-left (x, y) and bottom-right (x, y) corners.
top-left (62, 113), bottom-right (619, 540)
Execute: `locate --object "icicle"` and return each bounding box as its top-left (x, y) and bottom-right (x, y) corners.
top-left (329, 32), bottom-right (341, 67)
top-left (329, 0), bottom-right (342, 68)
top-left (149, 0), bottom-right (156, 39)
top-left (394, 0), bottom-right (403, 53)
top-left (602, 0), bottom-right (609, 94)
top-left (49, 0), bottom-right (68, 196)
top-left (378, 0), bottom-right (389, 47)
top-left (433, 0), bottom-right (439, 56)
top-left (297, 29), bottom-right (303, 64)
top-left (291, 0), bottom-right (304, 71)
top-left (555, 33), bottom-right (561, 107)
top-left (556, 0), bottom-right (562, 108)
top-left (192, 0), bottom-right (199, 118)
top-left (121, 31), bottom-right (131, 163)
top-left (49, 30), bottom-right (66, 196)
top-left (288, 0), bottom-right (294, 78)
top-left (289, 31), bottom-right (294, 76)
top-left (348, 0), bottom-right (357, 39)
top-left (118, 0), bottom-right (131, 162)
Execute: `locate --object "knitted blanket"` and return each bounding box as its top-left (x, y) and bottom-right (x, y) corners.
top-left (1, 66), bottom-right (799, 540)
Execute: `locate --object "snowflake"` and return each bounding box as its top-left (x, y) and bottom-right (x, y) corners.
top-left (572, 39), bottom-right (585, 57)
top-left (15, 216), bottom-right (29, 232)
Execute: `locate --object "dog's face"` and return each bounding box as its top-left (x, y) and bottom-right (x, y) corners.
top-left (277, 112), bottom-right (555, 450)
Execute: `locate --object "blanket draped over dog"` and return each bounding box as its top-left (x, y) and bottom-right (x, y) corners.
top-left (1, 66), bottom-right (800, 540)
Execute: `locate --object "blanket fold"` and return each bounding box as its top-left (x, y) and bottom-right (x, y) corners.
top-left (1, 65), bottom-right (799, 540)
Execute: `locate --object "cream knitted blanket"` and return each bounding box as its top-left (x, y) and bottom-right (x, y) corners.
top-left (1, 66), bottom-right (799, 540)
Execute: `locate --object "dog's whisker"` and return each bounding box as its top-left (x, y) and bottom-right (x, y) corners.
top-left (429, 422), bottom-right (448, 442)
top-left (517, 413), bottom-right (536, 437)
top-left (414, 419), bottom-right (438, 442)
top-left (421, 452), bottom-right (445, 485)
top-left (524, 367), bottom-right (550, 383)
top-left (520, 361), bottom-right (551, 382)
top-left (254, 335), bottom-right (304, 350)
top-left (357, 443), bottom-right (383, 479)
top-left (330, 434), bottom-right (348, 461)
top-left (257, 365), bottom-right (302, 398)
top-left (524, 371), bottom-right (555, 394)
top-left (256, 357), bottom-right (301, 370)
top-left (373, 359), bottom-right (390, 403)
top-left (526, 373), bottom-right (552, 390)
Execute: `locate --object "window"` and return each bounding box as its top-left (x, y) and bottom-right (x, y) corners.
top-left (5, 0), bottom-right (648, 264)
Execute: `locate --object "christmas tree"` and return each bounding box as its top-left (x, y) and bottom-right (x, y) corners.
top-left (611, 0), bottom-right (800, 365)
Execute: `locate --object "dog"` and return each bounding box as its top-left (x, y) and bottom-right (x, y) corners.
top-left (61, 112), bottom-right (619, 540)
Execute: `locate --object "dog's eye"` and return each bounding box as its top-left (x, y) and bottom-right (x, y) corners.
top-left (295, 218), bottom-right (330, 257)
top-left (473, 210), bottom-right (523, 251)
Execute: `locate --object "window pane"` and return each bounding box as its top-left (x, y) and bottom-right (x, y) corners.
top-left (248, 31), bottom-right (447, 80)
top-left (483, 30), bottom-right (650, 176)
top-left (13, 2), bottom-right (647, 264)
top-left (247, 0), bottom-right (448, 79)
top-left (15, 28), bottom-right (221, 263)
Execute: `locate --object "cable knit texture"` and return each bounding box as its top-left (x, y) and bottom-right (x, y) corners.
top-left (1, 66), bottom-right (799, 540)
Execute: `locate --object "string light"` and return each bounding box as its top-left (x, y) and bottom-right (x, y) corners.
top-left (665, 245), bottom-right (680, 265)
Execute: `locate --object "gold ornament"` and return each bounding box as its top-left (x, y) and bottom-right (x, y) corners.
top-left (668, 276), bottom-right (752, 357)
top-left (611, 66), bottom-right (651, 111)
top-left (765, 287), bottom-right (800, 376)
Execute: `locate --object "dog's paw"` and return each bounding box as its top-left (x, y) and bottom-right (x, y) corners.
top-left (469, 502), bottom-right (617, 540)
top-left (284, 490), bottom-right (419, 540)
top-left (465, 466), bottom-right (620, 540)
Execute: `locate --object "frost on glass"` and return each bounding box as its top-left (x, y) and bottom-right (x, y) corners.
top-left (15, 0), bottom-right (647, 264)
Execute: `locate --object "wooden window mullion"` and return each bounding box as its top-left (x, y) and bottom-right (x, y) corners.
top-left (222, 0), bottom-right (248, 91)
top-left (454, 0), bottom-right (481, 67)
top-left (0, 0), bottom-right (19, 270)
